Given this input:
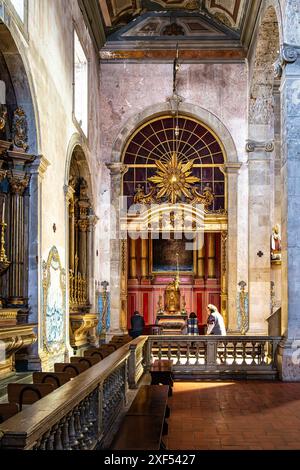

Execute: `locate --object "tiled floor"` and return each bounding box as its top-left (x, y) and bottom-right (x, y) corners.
top-left (166, 381), bottom-right (300, 450)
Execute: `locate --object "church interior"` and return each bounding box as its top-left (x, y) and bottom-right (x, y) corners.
top-left (0, 0), bottom-right (300, 451)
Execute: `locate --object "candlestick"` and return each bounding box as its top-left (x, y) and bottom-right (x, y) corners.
top-left (2, 197), bottom-right (5, 224)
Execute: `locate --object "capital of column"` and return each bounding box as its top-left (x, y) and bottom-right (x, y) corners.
top-left (7, 170), bottom-right (31, 195)
top-left (78, 219), bottom-right (90, 232)
top-left (64, 184), bottom-right (75, 205)
top-left (106, 162), bottom-right (128, 178)
top-left (246, 140), bottom-right (274, 154)
top-left (274, 43), bottom-right (299, 79)
top-left (88, 214), bottom-right (99, 229)
top-left (29, 155), bottom-right (51, 179)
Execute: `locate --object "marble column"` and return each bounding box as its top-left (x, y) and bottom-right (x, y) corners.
top-left (246, 141), bottom-right (273, 335)
top-left (275, 43), bottom-right (300, 380)
top-left (225, 163), bottom-right (241, 333)
top-left (106, 163), bottom-right (128, 334)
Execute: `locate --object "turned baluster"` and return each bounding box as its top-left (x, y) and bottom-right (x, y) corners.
top-left (251, 342), bottom-right (256, 365)
top-left (186, 342), bottom-right (190, 365)
top-left (68, 411), bottom-right (79, 449)
top-left (81, 399), bottom-right (93, 447)
top-left (74, 406), bottom-right (86, 450)
top-left (242, 342), bottom-right (247, 365)
top-left (53, 422), bottom-right (63, 450)
top-left (37, 430), bottom-right (51, 450)
top-left (176, 343), bottom-right (181, 365)
top-left (61, 416), bottom-right (72, 450)
top-left (46, 428), bottom-right (55, 450)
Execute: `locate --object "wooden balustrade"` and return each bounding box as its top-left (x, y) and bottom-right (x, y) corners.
top-left (145, 336), bottom-right (280, 380)
top-left (0, 338), bottom-right (146, 450)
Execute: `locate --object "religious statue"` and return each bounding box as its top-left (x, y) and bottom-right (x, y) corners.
top-left (157, 294), bottom-right (164, 315)
top-left (165, 275), bottom-right (181, 314)
top-left (165, 252), bottom-right (181, 314)
top-left (271, 224), bottom-right (281, 262)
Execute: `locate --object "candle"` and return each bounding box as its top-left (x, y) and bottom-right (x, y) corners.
top-left (2, 197), bottom-right (5, 224)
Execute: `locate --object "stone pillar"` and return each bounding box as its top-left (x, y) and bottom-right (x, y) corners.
top-left (275, 43), bottom-right (300, 380)
top-left (20, 155), bottom-right (50, 370)
top-left (225, 163), bottom-right (241, 333)
top-left (246, 141), bottom-right (273, 334)
top-left (106, 163), bottom-right (128, 334)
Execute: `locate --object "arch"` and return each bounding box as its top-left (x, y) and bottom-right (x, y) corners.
top-left (65, 133), bottom-right (94, 206)
top-left (0, 21), bottom-right (40, 153)
top-left (249, 3), bottom-right (282, 136)
top-left (111, 102), bottom-right (238, 164)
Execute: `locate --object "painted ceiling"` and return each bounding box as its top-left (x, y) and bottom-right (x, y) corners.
top-left (100, 0), bottom-right (250, 34)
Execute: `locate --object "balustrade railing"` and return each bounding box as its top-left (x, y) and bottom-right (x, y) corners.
top-left (0, 338), bottom-right (147, 450)
top-left (145, 336), bottom-right (280, 379)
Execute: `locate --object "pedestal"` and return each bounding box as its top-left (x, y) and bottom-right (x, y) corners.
top-left (156, 314), bottom-right (187, 335)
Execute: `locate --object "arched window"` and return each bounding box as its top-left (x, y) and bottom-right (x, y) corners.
top-left (122, 115), bottom-right (226, 212)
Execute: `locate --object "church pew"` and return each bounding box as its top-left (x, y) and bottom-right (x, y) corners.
top-left (54, 362), bottom-right (89, 377)
top-left (84, 348), bottom-right (110, 359)
top-left (0, 403), bottom-right (19, 424)
top-left (7, 383), bottom-right (54, 411)
top-left (112, 385), bottom-right (169, 450)
top-left (32, 372), bottom-right (72, 389)
top-left (99, 344), bottom-right (118, 352)
top-left (150, 360), bottom-right (174, 397)
top-left (70, 356), bottom-right (101, 367)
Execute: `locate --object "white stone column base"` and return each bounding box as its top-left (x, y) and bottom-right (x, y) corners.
top-left (277, 338), bottom-right (300, 381)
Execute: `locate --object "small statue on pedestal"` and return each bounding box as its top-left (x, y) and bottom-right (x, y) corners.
top-left (271, 224), bottom-right (281, 262)
top-left (157, 294), bottom-right (164, 315)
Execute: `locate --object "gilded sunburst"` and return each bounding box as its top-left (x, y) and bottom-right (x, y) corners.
top-left (148, 153), bottom-right (200, 204)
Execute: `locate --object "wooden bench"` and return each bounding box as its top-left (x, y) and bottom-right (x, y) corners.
top-left (7, 383), bottom-right (54, 411)
top-left (54, 362), bottom-right (88, 377)
top-left (33, 372), bottom-right (71, 389)
top-left (112, 385), bottom-right (169, 450)
top-left (84, 349), bottom-right (110, 360)
top-left (70, 356), bottom-right (101, 367)
top-left (0, 403), bottom-right (19, 424)
top-left (150, 360), bottom-right (174, 397)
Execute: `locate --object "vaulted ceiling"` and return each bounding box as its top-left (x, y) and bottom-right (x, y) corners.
top-left (79, 0), bottom-right (263, 60)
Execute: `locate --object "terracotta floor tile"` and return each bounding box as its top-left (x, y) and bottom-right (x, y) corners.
top-left (167, 381), bottom-right (300, 451)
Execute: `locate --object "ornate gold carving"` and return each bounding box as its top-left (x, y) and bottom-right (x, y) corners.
top-left (12, 107), bottom-right (28, 152)
top-left (133, 153), bottom-right (215, 207)
top-left (0, 324), bottom-right (37, 377)
top-left (148, 153), bottom-right (201, 204)
top-left (69, 313), bottom-right (98, 348)
top-left (0, 222), bottom-right (10, 275)
top-left (0, 107), bottom-right (7, 131)
top-left (69, 255), bottom-right (88, 307)
top-left (7, 172), bottom-right (31, 195)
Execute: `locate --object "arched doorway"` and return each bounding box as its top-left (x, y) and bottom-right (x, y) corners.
top-left (121, 114), bottom-right (228, 330)
top-left (0, 21), bottom-right (40, 372)
top-left (66, 144), bottom-right (98, 352)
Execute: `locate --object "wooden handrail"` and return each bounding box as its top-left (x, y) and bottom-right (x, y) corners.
top-left (0, 339), bottom-right (143, 450)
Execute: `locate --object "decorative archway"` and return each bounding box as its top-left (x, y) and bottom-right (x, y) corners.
top-left (119, 113), bottom-right (229, 330)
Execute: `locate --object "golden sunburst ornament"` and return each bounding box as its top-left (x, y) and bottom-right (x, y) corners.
top-left (148, 152), bottom-right (201, 204)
